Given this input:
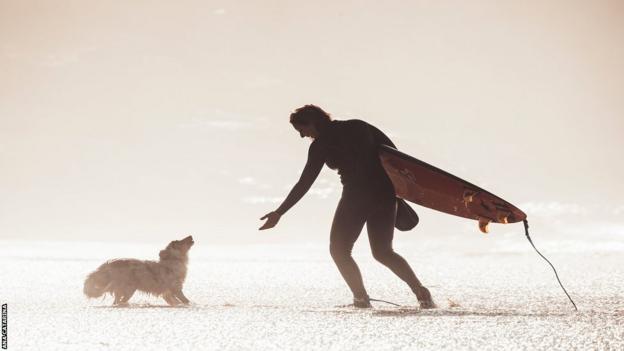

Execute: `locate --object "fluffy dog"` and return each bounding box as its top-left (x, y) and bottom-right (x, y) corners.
top-left (83, 235), bottom-right (194, 306)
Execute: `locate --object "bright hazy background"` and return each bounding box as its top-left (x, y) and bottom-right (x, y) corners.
top-left (2, 0), bottom-right (623, 244)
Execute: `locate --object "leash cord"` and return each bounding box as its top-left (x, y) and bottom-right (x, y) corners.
top-left (366, 219), bottom-right (578, 311)
top-left (523, 219), bottom-right (578, 311)
top-left (369, 298), bottom-right (402, 307)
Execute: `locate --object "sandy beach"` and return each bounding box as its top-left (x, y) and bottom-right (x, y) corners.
top-left (1, 235), bottom-right (622, 350)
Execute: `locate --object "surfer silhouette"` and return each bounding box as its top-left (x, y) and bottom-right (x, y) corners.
top-left (259, 105), bottom-right (435, 308)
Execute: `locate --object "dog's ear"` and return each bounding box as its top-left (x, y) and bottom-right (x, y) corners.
top-left (159, 249), bottom-right (171, 261)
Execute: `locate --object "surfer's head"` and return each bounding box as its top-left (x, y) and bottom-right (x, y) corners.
top-left (290, 105), bottom-right (332, 139)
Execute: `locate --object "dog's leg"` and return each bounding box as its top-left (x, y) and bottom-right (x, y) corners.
top-left (162, 292), bottom-right (179, 306)
top-left (120, 289), bottom-right (136, 305)
top-left (113, 290), bottom-right (123, 306)
top-left (174, 290), bottom-right (190, 305)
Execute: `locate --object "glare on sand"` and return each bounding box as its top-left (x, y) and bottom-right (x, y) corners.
top-left (0, 239), bottom-right (622, 350)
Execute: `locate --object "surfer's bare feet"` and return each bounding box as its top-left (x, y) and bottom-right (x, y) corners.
top-left (415, 286), bottom-right (436, 309)
top-left (338, 296), bottom-right (372, 308)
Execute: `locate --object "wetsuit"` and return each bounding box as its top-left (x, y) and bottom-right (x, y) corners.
top-left (275, 119), bottom-right (423, 299)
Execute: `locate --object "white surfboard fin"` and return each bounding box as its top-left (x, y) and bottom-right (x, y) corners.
top-left (478, 217), bottom-right (490, 234)
top-left (497, 212), bottom-right (510, 224)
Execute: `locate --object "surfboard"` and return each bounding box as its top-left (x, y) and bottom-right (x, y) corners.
top-left (379, 145), bottom-right (526, 233)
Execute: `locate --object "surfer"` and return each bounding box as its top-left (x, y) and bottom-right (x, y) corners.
top-left (259, 105), bottom-right (435, 308)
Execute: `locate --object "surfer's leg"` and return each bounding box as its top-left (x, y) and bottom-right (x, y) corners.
top-left (330, 196), bottom-right (368, 300)
top-left (367, 196), bottom-right (427, 294)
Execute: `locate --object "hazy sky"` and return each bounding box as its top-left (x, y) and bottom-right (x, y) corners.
top-left (1, 0), bottom-right (622, 243)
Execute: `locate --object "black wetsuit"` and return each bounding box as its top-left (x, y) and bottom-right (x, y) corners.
top-left (276, 119), bottom-right (423, 299)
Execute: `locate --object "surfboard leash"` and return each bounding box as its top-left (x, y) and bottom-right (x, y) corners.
top-left (369, 298), bottom-right (402, 307)
top-left (522, 219), bottom-right (578, 311)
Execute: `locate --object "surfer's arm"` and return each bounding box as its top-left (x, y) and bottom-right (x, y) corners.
top-left (274, 141), bottom-right (325, 216)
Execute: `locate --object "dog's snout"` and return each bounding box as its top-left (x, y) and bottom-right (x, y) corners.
top-left (183, 235), bottom-right (194, 244)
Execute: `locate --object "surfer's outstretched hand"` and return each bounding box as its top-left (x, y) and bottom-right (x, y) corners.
top-left (259, 211), bottom-right (281, 230)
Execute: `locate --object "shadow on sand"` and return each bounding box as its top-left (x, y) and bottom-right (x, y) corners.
top-left (91, 304), bottom-right (190, 309)
top-left (89, 303), bottom-right (575, 318)
top-left (299, 306), bottom-right (574, 318)
top-left (370, 308), bottom-right (570, 318)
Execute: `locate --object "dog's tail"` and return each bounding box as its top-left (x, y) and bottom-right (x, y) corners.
top-left (83, 265), bottom-right (112, 298)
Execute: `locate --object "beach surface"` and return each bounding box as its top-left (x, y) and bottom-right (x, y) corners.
top-left (1, 235), bottom-right (622, 350)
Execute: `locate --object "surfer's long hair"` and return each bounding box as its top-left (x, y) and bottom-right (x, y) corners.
top-left (290, 104), bottom-right (332, 129)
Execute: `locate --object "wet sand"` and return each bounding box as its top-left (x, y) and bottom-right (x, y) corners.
top-left (1, 239), bottom-right (622, 350)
